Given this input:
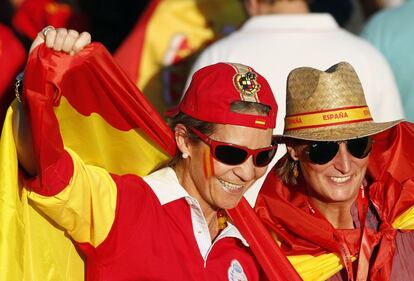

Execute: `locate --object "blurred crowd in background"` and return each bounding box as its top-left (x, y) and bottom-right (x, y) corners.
top-left (0, 0), bottom-right (412, 125)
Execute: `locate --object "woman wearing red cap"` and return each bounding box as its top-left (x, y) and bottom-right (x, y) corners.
top-left (12, 27), bottom-right (286, 280)
top-left (250, 62), bottom-right (414, 280)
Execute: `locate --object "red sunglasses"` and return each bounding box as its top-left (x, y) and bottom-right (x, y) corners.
top-left (190, 127), bottom-right (277, 167)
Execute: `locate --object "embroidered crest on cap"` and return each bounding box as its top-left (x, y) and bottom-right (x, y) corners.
top-left (231, 63), bottom-right (261, 103)
top-left (227, 259), bottom-right (248, 281)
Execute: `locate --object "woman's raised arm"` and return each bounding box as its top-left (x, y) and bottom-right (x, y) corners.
top-left (12, 26), bottom-right (91, 176)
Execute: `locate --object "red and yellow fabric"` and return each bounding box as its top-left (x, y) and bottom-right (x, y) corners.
top-left (114, 0), bottom-right (246, 114)
top-left (228, 199), bottom-right (303, 281)
top-left (0, 24), bottom-right (26, 123)
top-left (0, 106), bottom-right (86, 281)
top-left (248, 122), bottom-right (414, 281)
top-left (0, 43), bottom-right (175, 280)
top-left (28, 148), bottom-right (119, 248)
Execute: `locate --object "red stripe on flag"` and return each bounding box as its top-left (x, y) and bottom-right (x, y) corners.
top-left (114, 0), bottom-right (161, 82)
top-left (228, 199), bottom-right (302, 281)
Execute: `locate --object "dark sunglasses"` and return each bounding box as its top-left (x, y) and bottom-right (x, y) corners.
top-left (190, 128), bottom-right (277, 167)
top-left (306, 137), bottom-right (372, 165)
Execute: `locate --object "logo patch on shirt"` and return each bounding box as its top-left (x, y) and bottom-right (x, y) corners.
top-left (228, 259), bottom-right (248, 281)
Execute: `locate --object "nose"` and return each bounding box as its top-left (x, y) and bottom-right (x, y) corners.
top-left (333, 143), bottom-right (351, 174)
top-left (234, 156), bottom-right (257, 182)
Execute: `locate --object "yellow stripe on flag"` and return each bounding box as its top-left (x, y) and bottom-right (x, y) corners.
top-left (271, 231), bottom-right (357, 281)
top-left (57, 97), bottom-right (170, 175)
top-left (393, 205), bottom-right (414, 230)
top-left (132, 0), bottom-right (245, 113)
top-left (0, 103), bottom-right (84, 281)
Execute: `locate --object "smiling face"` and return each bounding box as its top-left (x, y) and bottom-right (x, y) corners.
top-left (179, 123), bottom-right (273, 214)
top-left (288, 142), bottom-right (370, 207)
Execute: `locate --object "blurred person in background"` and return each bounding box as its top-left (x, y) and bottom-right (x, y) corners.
top-left (361, 0), bottom-right (414, 122)
top-left (358, 0), bottom-right (404, 18)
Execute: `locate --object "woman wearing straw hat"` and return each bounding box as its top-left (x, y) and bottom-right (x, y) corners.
top-left (254, 62), bottom-right (414, 280)
top-left (11, 27), bottom-right (304, 280)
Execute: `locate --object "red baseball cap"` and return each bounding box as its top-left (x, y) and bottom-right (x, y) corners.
top-left (166, 62), bottom-right (277, 129)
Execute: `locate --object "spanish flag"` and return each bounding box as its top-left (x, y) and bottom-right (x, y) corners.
top-left (1, 41), bottom-right (300, 280)
top-left (0, 43), bottom-right (175, 280)
top-left (114, 0), bottom-right (246, 114)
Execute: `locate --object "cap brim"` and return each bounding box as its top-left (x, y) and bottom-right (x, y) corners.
top-left (164, 106), bottom-right (180, 118)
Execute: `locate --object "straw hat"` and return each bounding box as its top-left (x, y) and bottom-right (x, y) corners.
top-left (281, 62), bottom-right (402, 141)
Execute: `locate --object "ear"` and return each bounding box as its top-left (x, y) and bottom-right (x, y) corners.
top-left (287, 145), bottom-right (300, 161)
top-left (244, 0), bottom-right (259, 16)
top-left (174, 124), bottom-right (191, 157)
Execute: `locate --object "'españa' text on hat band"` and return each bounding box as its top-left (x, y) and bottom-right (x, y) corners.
top-left (285, 106), bottom-right (373, 131)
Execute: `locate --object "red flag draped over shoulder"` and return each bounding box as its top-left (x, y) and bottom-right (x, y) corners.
top-left (228, 198), bottom-right (303, 281)
top-left (366, 122), bottom-right (414, 279)
top-left (0, 43), bottom-right (175, 280)
top-left (244, 122), bottom-right (414, 281)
